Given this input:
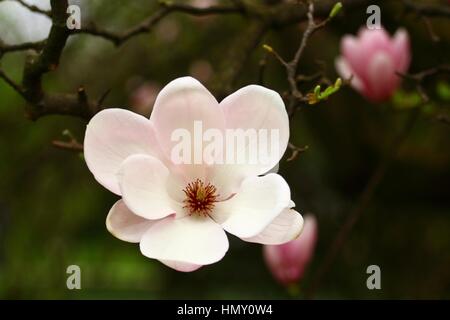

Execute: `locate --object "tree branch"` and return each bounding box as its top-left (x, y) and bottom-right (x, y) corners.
top-left (73, 7), bottom-right (171, 46)
top-left (0, 69), bottom-right (26, 98)
top-left (0, 0), bottom-right (370, 120)
top-left (402, 0), bottom-right (450, 19)
top-left (22, 0), bottom-right (70, 101)
top-left (52, 139), bottom-right (83, 152)
top-left (0, 39), bottom-right (46, 55)
top-left (397, 65), bottom-right (450, 103)
top-left (264, 2), bottom-right (339, 116)
top-left (14, 0), bottom-right (52, 17)
top-left (74, 1), bottom-right (242, 46)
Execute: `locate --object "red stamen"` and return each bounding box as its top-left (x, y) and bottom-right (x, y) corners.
top-left (182, 179), bottom-right (218, 217)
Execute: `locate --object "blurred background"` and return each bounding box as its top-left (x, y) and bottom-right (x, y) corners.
top-left (0, 0), bottom-right (449, 299)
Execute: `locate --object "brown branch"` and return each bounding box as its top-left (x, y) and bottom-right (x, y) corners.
top-left (421, 16), bottom-right (440, 43)
top-left (0, 0), bottom-right (370, 120)
top-left (0, 69), bottom-right (26, 98)
top-left (74, 1), bottom-right (242, 46)
top-left (24, 92), bottom-right (96, 120)
top-left (397, 65), bottom-right (450, 103)
top-left (398, 65), bottom-right (450, 82)
top-left (436, 114), bottom-right (450, 126)
top-left (12, 0), bottom-right (99, 120)
top-left (288, 3), bottom-right (326, 100)
top-left (402, 0), bottom-right (450, 19)
top-left (264, 2), bottom-right (336, 116)
top-left (52, 140), bottom-right (83, 152)
top-left (73, 7), bottom-right (170, 46)
top-left (0, 40), bottom-right (46, 55)
top-left (22, 0), bottom-right (70, 102)
top-left (287, 142), bottom-right (309, 162)
top-left (210, 0), bottom-right (369, 98)
top-left (14, 0), bottom-right (52, 17)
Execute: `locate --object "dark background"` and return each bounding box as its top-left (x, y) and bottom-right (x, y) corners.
top-left (0, 0), bottom-right (449, 299)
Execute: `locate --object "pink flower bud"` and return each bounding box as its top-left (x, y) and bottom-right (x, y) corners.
top-left (263, 215), bottom-right (318, 286)
top-left (336, 27), bottom-right (411, 102)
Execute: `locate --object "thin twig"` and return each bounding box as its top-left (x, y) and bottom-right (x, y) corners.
top-left (74, 2), bottom-right (242, 46)
top-left (264, 2), bottom-right (336, 117)
top-left (287, 143), bottom-right (309, 162)
top-left (0, 0), bottom-right (370, 120)
top-left (402, 0), bottom-right (450, 19)
top-left (15, 0), bottom-right (52, 17)
top-left (52, 140), bottom-right (83, 152)
top-left (397, 65), bottom-right (450, 103)
top-left (0, 69), bottom-right (26, 98)
top-left (421, 16), bottom-right (440, 43)
top-left (436, 114), bottom-right (450, 126)
top-left (0, 40), bottom-right (46, 55)
top-left (74, 8), bottom-right (170, 46)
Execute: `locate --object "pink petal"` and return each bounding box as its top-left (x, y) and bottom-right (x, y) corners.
top-left (392, 28), bottom-right (411, 72)
top-left (335, 56), bottom-right (365, 92)
top-left (242, 208), bottom-right (304, 245)
top-left (341, 35), bottom-right (367, 80)
top-left (139, 216), bottom-right (229, 267)
top-left (367, 51), bottom-right (397, 101)
top-left (119, 154), bottom-right (180, 220)
top-left (106, 200), bottom-right (156, 243)
top-left (344, 28), bottom-right (391, 85)
top-left (263, 214), bottom-right (318, 285)
top-left (214, 173), bottom-right (291, 238)
top-left (84, 108), bottom-right (161, 195)
top-left (358, 27), bottom-right (391, 53)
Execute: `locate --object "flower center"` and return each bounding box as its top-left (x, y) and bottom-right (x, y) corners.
top-left (182, 179), bottom-right (218, 217)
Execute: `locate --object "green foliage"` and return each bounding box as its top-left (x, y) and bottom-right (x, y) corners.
top-left (436, 81), bottom-right (450, 101)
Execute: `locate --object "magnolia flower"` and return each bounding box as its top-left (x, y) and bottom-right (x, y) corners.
top-left (84, 77), bottom-right (303, 272)
top-left (263, 215), bottom-right (317, 286)
top-left (336, 27), bottom-right (411, 102)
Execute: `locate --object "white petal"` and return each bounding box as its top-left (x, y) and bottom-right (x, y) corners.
top-left (140, 216), bottom-right (229, 266)
top-left (150, 76), bottom-right (225, 181)
top-left (106, 199), bottom-right (155, 243)
top-left (213, 173), bottom-right (291, 238)
top-left (119, 154), bottom-right (180, 220)
top-left (84, 108), bottom-right (161, 195)
top-left (242, 208), bottom-right (304, 245)
top-left (219, 85), bottom-right (289, 177)
top-left (160, 260), bottom-right (202, 272)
